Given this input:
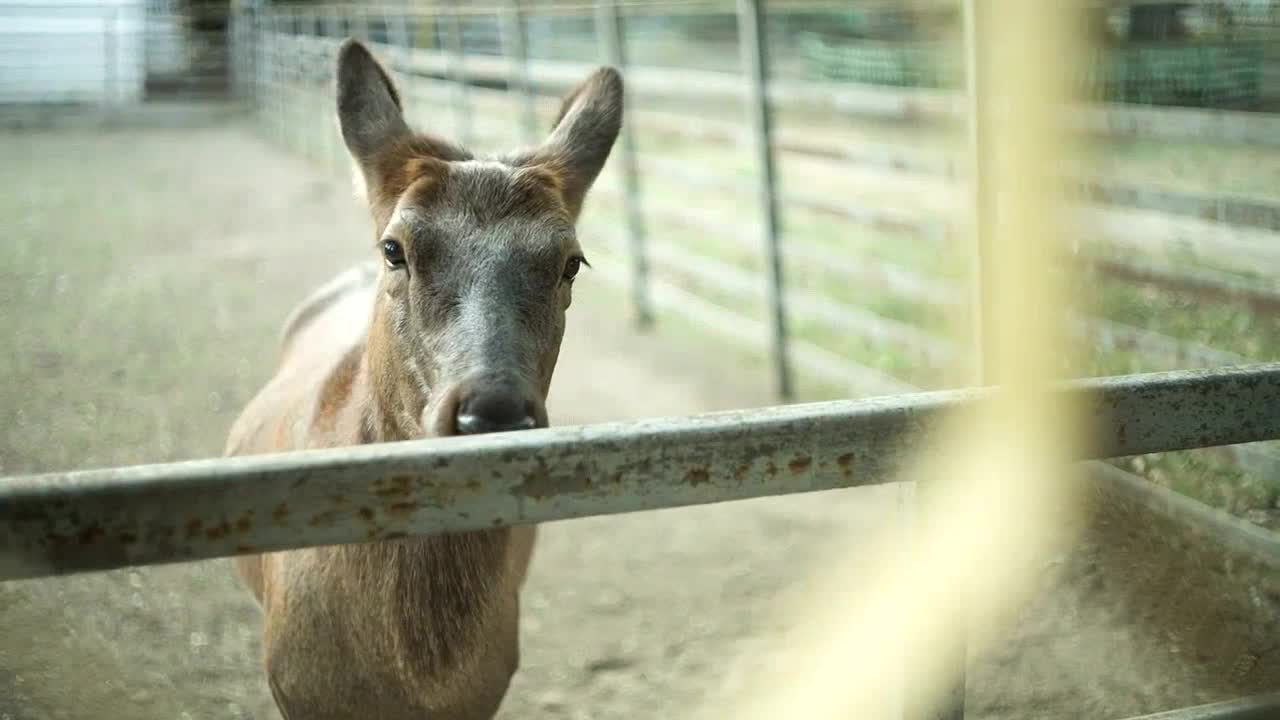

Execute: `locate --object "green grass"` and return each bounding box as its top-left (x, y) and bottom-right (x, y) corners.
top-left (1077, 271), bottom-right (1280, 361)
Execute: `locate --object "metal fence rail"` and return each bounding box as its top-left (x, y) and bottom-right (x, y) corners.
top-left (4, 362), bottom-right (1280, 582)
top-left (1123, 693), bottom-right (1280, 720)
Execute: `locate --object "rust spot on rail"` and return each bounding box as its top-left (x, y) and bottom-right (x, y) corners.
top-left (685, 468), bottom-right (710, 486)
top-left (516, 459), bottom-right (591, 500)
top-left (372, 474), bottom-right (413, 498)
top-left (837, 453), bottom-right (855, 477)
top-left (387, 501), bottom-right (420, 516)
top-left (310, 510), bottom-right (341, 528)
top-left (78, 525), bottom-right (104, 546)
top-left (205, 521), bottom-right (231, 541)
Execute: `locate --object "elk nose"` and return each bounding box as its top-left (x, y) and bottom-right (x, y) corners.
top-left (455, 390), bottom-right (539, 435)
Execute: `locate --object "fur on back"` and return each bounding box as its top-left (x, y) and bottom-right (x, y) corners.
top-left (278, 261), bottom-right (379, 360)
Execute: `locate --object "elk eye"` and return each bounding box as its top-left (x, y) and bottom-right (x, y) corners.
top-left (563, 255), bottom-right (587, 282)
top-left (382, 239), bottom-right (406, 269)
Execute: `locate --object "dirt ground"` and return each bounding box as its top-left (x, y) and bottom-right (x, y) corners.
top-left (2, 121), bottom-right (1280, 720)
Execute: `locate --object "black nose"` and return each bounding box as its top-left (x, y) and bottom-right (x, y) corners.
top-left (455, 390), bottom-right (538, 435)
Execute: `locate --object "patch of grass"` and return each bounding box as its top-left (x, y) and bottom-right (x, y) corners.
top-left (1074, 268), bottom-right (1280, 361)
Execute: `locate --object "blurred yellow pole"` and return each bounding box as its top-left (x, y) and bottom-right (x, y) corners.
top-left (705, 1), bottom-right (1087, 718)
top-left (965, 0), bottom-right (995, 386)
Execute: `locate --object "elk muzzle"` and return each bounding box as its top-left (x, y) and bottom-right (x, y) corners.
top-left (446, 374), bottom-right (546, 436)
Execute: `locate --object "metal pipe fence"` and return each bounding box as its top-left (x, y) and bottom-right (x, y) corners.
top-left (595, 0), bottom-right (654, 328)
top-left (4, 2), bottom-right (1280, 719)
top-left (4, 362), bottom-right (1280, 582)
top-left (204, 1), bottom-right (1280, 405)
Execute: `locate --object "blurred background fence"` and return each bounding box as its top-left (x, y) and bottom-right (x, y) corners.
top-left (4, 0), bottom-right (1280, 527)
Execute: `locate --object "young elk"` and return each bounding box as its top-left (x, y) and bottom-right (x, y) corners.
top-left (225, 40), bottom-right (622, 719)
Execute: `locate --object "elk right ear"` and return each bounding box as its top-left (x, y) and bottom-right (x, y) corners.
top-left (534, 67), bottom-right (624, 219)
top-left (336, 39), bottom-right (410, 171)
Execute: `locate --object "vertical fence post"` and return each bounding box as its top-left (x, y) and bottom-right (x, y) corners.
top-left (393, 0), bottom-right (415, 122)
top-left (225, 2), bottom-right (241, 100)
top-left (736, 0), bottom-right (791, 400)
top-left (252, 4), bottom-right (265, 114)
top-left (325, 7), bottom-right (345, 177)
top-left (306, 11), bottom-right (321, 163)
top-left (261, 6), bottom-right (273, 129)
top-left (297, 8), bottom-right (308, 155)
top-left (242, 1), bottom-right (260, 105)
top-left (501, 0), bottom-right (539, 145)
top-left (284, 9), bottom-right (295, 151)
top-left (296, 8), bottom-right (312, 161)
top-left (595, 0), bottom-right (653, 329)
top-left (354, 5), bottom-right (369, 40)
top-left (273, 10), bottom-right (285, 146)
top-left (228, 2), bottom-right (240, 99)
top-left (446, 3), bottom-right (473, 146)
top-left (102, 7), bottom-right (118, 111)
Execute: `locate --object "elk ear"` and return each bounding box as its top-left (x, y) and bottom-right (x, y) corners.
top-left (537, 67), bottom-right (623, 219)
top-left (336, 39), bottom-right (410, 171)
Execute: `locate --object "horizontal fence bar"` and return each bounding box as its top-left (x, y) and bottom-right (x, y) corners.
top-left (4, 363), bottom-right (1280, 582)
top-left (353, 34), bottom-right (1280, 146)
top-left (1118, 693), bottom-right (1280, 720)
top-left (584, 233), bottom-right (919, 395)
top-left (594, 186), bottom-right (1269, 384)
top-left (261, 33), bottom-right (1280, 288)
top-left (271, 29), bottom-right (1280, 148)
top-left (1085, 254), bottom-right (1280, 314)
top-left (1091, 462), bottom-right (1280, 571)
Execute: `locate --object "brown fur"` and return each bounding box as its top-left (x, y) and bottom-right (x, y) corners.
top-left (228, 259), bottom-right (539, 719)
top-left (226, 39), bottom-right (621, 720)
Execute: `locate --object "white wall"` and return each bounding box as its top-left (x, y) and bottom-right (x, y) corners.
top-left (0, 0), bottom-right (147, 104)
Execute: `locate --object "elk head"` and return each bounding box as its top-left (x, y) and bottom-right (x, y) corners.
top-left (335, 39), bottom-right (621, 440)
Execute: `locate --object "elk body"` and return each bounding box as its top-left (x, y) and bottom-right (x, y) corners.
top-left (225, 40), bottom-right (622, 719)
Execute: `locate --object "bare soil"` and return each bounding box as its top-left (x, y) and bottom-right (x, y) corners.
top-left (2, 123), bottom-right (1279, 720)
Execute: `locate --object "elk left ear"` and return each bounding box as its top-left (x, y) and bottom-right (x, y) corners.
top-left (533, 67), bottom-right (624, 219)
top-left (336, 39), bottom-right (410, 175)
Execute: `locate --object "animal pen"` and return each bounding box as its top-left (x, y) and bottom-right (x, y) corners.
top-left (4, 0), bottom-right (1280, 718)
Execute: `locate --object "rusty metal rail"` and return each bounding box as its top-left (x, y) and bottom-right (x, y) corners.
top-left (3, 363), bottom-right (1280, 582)
top-left (1123, 693), bottom-right (1280, 720)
